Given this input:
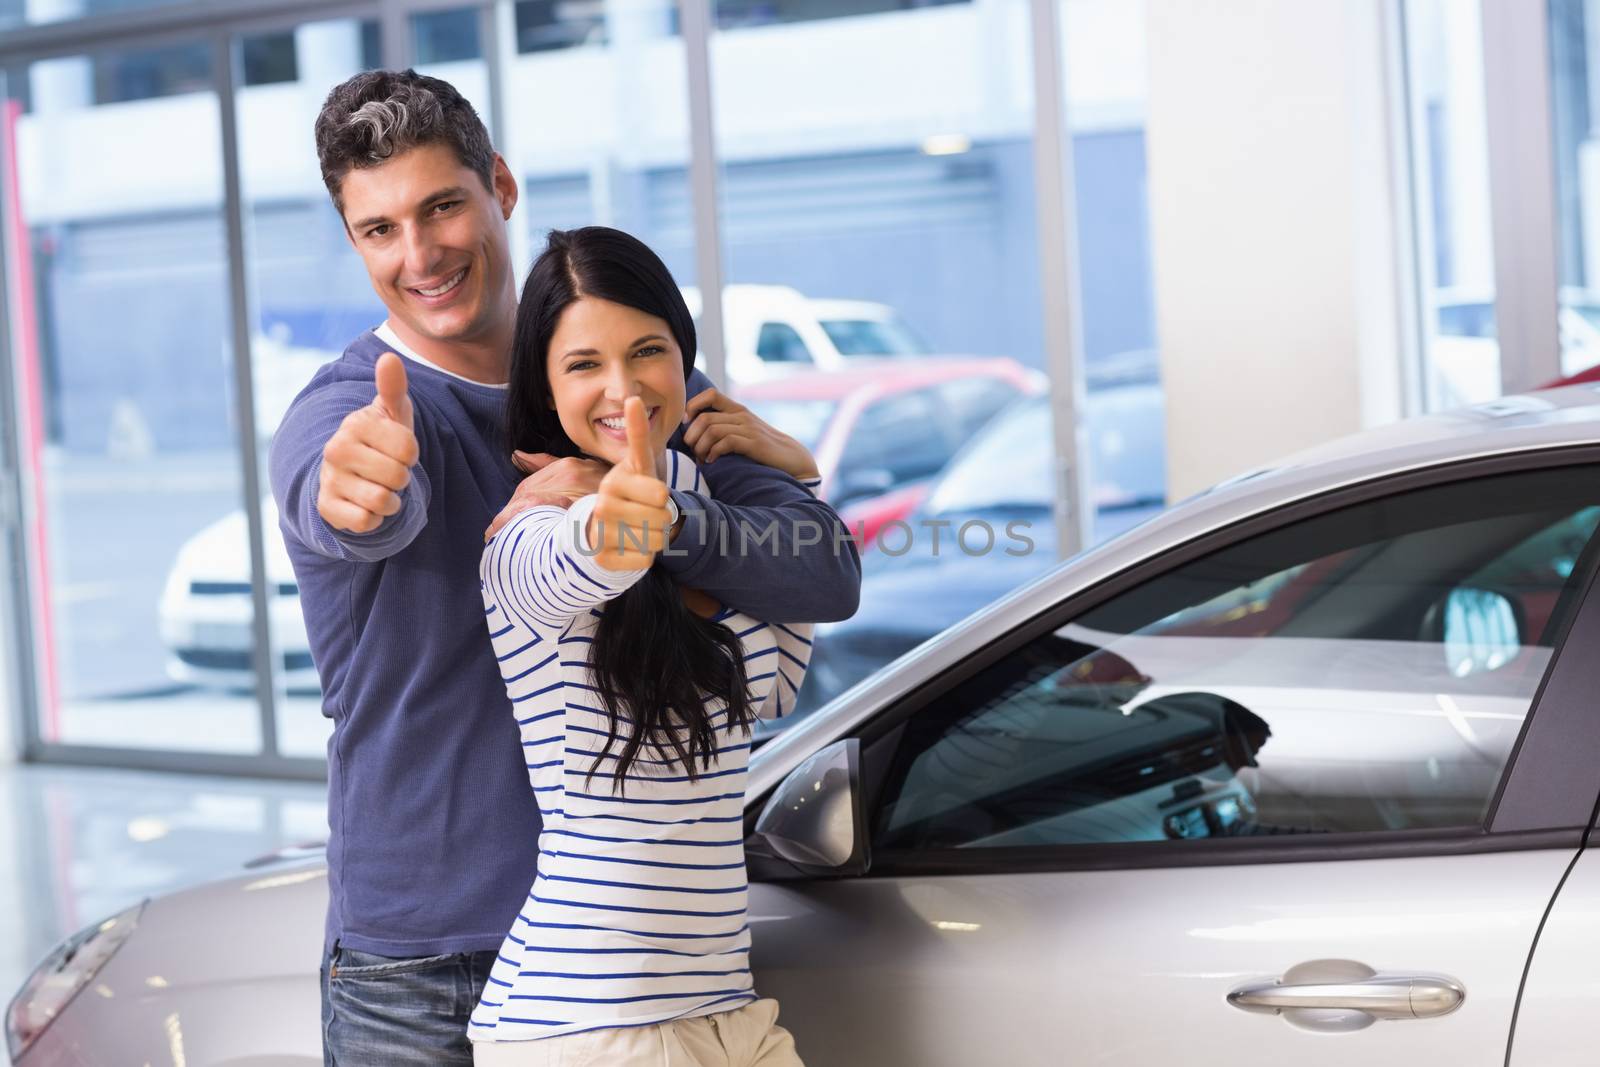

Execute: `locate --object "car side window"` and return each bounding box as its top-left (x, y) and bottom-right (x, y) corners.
top-left (871, 468), bottom-right (1600, 853)
top-left (756, 322), bottom-right (814, 364)
top-left (836, 389), bottom-right (951, 488)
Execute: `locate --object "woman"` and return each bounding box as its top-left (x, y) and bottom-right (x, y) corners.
top-left (470, 226), bottom-right (823, 1066)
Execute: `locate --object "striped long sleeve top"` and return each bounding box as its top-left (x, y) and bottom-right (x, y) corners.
top-left (469, 452), bottom-right (819, 1044)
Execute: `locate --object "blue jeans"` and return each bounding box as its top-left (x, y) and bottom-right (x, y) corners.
top-left (320, 941), bottom-right (499, 1066)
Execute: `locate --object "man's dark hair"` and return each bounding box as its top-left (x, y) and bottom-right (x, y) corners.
top-left (506, 227), bottom-right (751, 791)
top-left (314, 68), bottom-right (496, 216)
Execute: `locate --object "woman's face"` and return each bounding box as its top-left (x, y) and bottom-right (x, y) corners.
top-left (546, 295), bottom-right (687, 468)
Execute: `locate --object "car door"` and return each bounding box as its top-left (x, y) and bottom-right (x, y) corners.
top-left (747, 456), bottom-right (1600, 1066)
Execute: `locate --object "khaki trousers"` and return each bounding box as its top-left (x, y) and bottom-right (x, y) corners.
top-left (472, 998), bottom-right (804, 1067)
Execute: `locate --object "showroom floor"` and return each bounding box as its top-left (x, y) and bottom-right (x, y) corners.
top-left (1, 759), bottom-right (326, 998)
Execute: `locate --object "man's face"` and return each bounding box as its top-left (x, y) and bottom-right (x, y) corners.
top-left (337, 142), bottom-right (518, 349)
top-left (547, 296), bottom-right (687, 468)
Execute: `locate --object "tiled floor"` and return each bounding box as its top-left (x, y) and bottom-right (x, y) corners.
top-left (1, 758), bottom-right (327, 999)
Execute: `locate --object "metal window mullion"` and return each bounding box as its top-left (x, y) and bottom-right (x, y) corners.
top-left (1028, 0), bottom-right (1090, 560)
top-left (30, 741), bottom-right (328, 780)
top-left (0, 0), bottom-right (346, 64)
top-left (679, 0), bottom-right (728, 389)
top-left (216, 31), bottom-right (283, 760)
top-left (382, 1), bottom-right (411, 70)
top-left (1383, 0), bottom-right (1427, 420)
top-left (0, 62), bottom-right (44, 763)
top-left (481, 2), bottom-right (506, 153)
top-left (1481, 0), bottom-right (1562, 394)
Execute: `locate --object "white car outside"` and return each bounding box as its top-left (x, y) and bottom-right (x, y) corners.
top-left (157, 498), bottom-right (315, 690)
top-left (681, 284), bottom-right (930, 382)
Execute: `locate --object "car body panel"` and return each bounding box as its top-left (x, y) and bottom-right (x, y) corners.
top-left (1508, 846), bottom-right (1600, 1065)
top-left (748, 850), bottom-right (1571, 1066)
top-left (18, 864), bottom-right (325, 1065)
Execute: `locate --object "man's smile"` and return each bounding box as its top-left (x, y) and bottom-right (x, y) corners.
top-left (408, 267), bottom-right (468, 303)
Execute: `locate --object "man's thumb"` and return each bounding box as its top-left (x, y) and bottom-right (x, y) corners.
top-left (374, 353), bottom-right (413, 428)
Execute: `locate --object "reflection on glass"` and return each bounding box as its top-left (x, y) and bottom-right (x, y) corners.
top-left (1405, 0), bottom-right (1502, 408)
top-left (874, 472), bottom-right (1600, 850)
top-left (8, 45), bottom-right (262, 753)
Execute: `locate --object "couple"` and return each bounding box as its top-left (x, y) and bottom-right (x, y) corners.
top-left (269, 69), bottom-right (861, 1066)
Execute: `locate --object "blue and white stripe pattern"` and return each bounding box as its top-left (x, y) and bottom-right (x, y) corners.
top-left (469, 454), bottom-right (818, 1044)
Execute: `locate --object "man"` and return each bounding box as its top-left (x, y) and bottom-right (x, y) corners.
top-left (268, 69), bottom-right (860, 1066)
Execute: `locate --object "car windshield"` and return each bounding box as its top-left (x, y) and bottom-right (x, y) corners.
top-left (923, 397), bottom-right (1051, 515)
top-left (819, 317), bottom-right (928, 356)
top-left (740, 398), bottom-right (839, 450)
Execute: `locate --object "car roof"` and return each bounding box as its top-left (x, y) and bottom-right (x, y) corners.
top-left (806, 298), bottom-right (897, 319)
top-left (734, 358), bottom-right (1033, 400)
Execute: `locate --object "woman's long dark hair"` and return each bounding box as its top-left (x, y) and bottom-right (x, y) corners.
top-left (505, 226), bottom-right (752, 790)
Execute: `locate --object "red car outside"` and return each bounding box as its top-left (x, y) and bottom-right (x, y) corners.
top-left (733, 358), bottom-right (1042, 546)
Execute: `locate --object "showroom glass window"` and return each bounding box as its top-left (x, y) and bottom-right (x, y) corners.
top-left (494, 0), bottom-right (700, 287)
top-left (873, 466), bottom-right (1600, 852)
top-left (1549, 0), bottom-right (1600, 379)
top-left (4, 41), bottom-right (265, 753)
top-left (1403, 0), bottom-right (1503, 409)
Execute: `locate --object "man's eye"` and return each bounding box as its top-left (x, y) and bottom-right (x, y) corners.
top-left (433, 201), bottom-right (460, 214)
top-left (367, 224), bottom-right (391, 238)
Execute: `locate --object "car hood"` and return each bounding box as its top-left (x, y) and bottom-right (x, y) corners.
top-left (101, 861), bottom-right (327, 991)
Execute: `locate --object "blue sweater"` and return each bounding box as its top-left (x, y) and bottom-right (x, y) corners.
top-left (267, 330), bottom-right (860, 956)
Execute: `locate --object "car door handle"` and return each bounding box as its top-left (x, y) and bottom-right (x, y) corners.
top-left (1227, 974), bottom-right (1465, 1020)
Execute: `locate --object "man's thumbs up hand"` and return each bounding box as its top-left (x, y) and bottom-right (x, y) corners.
top-left (317, 352), bottom-right (422, 534)
top-left (589, 396), bottom-right (672, 571)
top-left (373, 352), bottom-right (415, 433)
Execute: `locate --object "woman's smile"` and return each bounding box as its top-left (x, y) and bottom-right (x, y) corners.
top-left (593, 405), bottom-right (661, 443)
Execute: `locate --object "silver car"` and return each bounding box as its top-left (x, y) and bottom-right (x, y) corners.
top-left (14, 387), bottom-right (1600, 1065)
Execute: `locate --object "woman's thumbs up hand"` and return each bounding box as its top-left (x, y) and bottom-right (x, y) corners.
top-left (588, 397), bottom-right (672, 571)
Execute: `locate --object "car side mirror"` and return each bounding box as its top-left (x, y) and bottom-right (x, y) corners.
top-left (1441, 587), bottom-right (1522, 677)
top-left (752, 738), bottom-right (868, 876)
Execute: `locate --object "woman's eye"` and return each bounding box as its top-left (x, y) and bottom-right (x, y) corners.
top-left (568, 360), bottom-right (597, 371)
top-left (635, 345), bottom-right (664, 358)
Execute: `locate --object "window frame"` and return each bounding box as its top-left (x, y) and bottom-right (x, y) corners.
top-left (748, 446), bottom-right (1600, 880)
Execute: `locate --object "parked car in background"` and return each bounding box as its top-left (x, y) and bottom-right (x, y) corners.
top-left (682, 284), bottom-right (933, 382)
top-left (794, 381), bottom-right (1166, 717)
top-left (157, 497), bottom-right (315, 691)
top-left (834, 349), bottom-right (1169, 547)
top-left (736, 357), bottom-right (1041, 511)
top-left (20, 385), bottom-right (1600, 1066)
